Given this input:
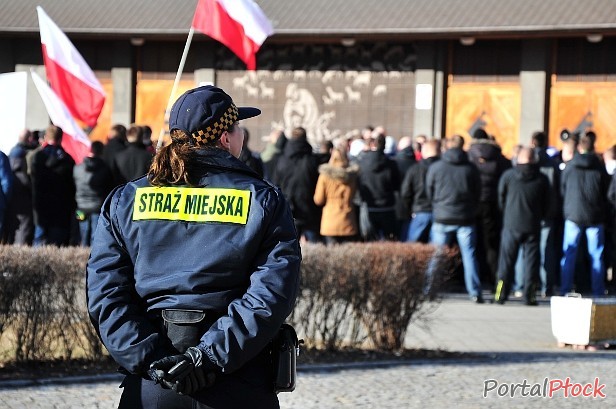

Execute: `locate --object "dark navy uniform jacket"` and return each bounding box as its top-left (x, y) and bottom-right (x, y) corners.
top-left (86, 148), bottom-right (301, 375)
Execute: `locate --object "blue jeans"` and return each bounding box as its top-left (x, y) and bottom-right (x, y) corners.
top-left (79, 213), bottom-right (100, 246)
top-left (406, 212), bottom-right (433, 243)
top-left (560, 220), bottom-right (605, 296)
top-left (399, 219), bottom-right (410, 242)
top-left (297, 227), bottom-right (322, 243)
top-left (426, 222), bottom-right (482, 298)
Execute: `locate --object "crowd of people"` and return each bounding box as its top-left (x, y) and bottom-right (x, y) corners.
top-left (2, 120), bottom-right (615, 304)
top-left (1, 123), bottom-right (154, 247)
top-left (257, 125), bottom-right (616, 304)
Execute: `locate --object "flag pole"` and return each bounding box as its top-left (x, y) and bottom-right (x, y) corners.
top-left (156, 27), bottom-right (195, 151)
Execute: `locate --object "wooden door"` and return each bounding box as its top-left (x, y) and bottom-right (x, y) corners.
top-left (135, 77), bottom-right (193, 146)
top-left (446, 83), bottom-right (521, 158)
top-left (549, 82), bottom-right (616, 153)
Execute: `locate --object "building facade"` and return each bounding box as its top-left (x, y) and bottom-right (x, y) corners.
top-left (1, 0), bottom-right (615, 155)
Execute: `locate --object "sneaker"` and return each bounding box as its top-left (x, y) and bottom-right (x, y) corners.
top-left (471, 296), bottom-right (484, 304)
top-left (494, 280), bottom-right (507, 304)
top-left (513, 290), bottom-right (523, 298)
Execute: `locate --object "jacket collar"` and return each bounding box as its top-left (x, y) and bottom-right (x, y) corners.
top-left (193, 148), bottom-right (259, 177)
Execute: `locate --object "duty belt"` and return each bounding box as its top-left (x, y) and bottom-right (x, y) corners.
top-left (160, 309), bottom-right (223, 353)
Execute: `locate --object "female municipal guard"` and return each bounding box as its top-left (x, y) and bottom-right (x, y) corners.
top-left (86, 85), bottom-right (301, 408)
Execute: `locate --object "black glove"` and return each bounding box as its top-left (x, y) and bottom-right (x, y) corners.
top-left (172, 347), bottom-right (217, 395)
top-left (148, 354), bottom-right (193, 389)
top-left (148, 347), bottom-right (217, 395)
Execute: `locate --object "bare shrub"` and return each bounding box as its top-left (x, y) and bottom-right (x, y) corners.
top-left (293, 243), bottom-right (370, 350)
top-left (0, 241), bottom-right (459, 364)
top-left (0, 245), bottom-right (97, 362)
top-left (294, 242), bottom-right (459, 351)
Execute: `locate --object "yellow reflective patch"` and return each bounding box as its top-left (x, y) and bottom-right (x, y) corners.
top-left (133, 187), bottom-right (251, 224)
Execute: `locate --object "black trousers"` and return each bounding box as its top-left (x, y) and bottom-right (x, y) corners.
top-left (476, 201), bottom-right (501, 285)
top-left (118, 349), bottom-right (278, 409)
top-left (496, 228), bottom-right (540, 302)
top-left (367, 210), bottom-right (399, 241)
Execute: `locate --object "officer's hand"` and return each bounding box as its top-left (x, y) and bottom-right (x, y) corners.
top-left (148, 354), bottom-right (193, 389)
top-left (172, 347), bottom-right (217, 395)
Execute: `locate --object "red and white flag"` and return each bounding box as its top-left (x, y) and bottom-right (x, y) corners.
top-left (31, 71), bottom-right (91, 164)
top-left (37, 6), bottom-right (105, 127)
top-left (192, 0), bottom-right (273, 70)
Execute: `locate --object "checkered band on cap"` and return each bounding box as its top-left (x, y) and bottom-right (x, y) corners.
top-left (190, 104), bottom-right (239, 146)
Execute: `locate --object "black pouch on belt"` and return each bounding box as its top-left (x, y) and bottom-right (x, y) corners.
top-left (272, 323), bottom-right (303, 393)
top-left (162, 309), bottom-right (214, 353)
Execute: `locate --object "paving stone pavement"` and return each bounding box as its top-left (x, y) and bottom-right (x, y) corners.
top-left (1, 293), bottom-right (615, 408)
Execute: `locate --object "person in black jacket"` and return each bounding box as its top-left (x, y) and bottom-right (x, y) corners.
top-left (560, 133), bottom-right (610, 296)
top-left (468, 128), bottom-right (511, 286)
top-left (401, 139), bottom-right (440, 243)
top-left (238, 127), bottom-right (264, 177)
top-left (608, 159), bottom-right (616, 293)
top-left (261, 129), bottom-right (286, 181)
top-left (102, 124), bottom-right (127, 169)
top-left (513, 132), bottom-right (563, 297)
top-left (5, 129), bottom-right (36, 244)
top-left (87, 85), bottom-right (300, 408)
top-left (532, 131), bottom-right (562, 296)
top-left (425, 135), bottom-right (483, 302)
top-left (29, 125), bottom-right (76, 246)
top-left (357, 133), bottom-right (401, 241)
top-left (111, 125), bottom-right (153, 185)
top-left (73, 141), bottom-right (114, 246)
top-left (273, 127), bottom-right (322, 242)
top-left (494, 147), bottom-right (550, 305)
top-left (394, 136), bottom-right (416, 240)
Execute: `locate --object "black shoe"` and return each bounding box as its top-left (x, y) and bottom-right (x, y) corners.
top-left (525, 300), bottom-right (538, 306)
top-left (471, 296), bottom-right (484, 304)
top-left (495, 297), bottom-right (506, 305)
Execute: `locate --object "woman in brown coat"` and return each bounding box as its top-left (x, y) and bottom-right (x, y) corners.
top-left (313, 147), bottom-right (359, 245)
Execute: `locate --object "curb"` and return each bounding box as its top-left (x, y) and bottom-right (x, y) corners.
top-left (0, 355), bottom-right (491, 389)
top-left (0, 373), bottom-right (123, 389)
top-left (0, 351), bottom-right (611, 389)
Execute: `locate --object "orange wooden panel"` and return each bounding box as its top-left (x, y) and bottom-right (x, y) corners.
top-left (446, 83), bottom-right (520, 158)
top-left (549, 82), bottom-right (616, 153)
top-left (548, 84), bottom-right (588, 149)
top-left (135, 79), bottom-right (193, 146)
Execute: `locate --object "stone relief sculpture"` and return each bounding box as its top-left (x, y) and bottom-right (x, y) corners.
top-left (283, 83), bottom-right (338, 146)
top-left (216, 41), bottom-right (415, 148)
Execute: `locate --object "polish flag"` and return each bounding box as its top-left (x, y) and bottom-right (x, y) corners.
top-left (37, 6), bottom-right (105, 127)
top-left (31, 71), bottom-right (91, 165)
top-left (192, 0), bottom-right (273, 70)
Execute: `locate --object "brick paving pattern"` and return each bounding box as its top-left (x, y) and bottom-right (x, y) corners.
top-left (1, 294), bottom-right (614, 408)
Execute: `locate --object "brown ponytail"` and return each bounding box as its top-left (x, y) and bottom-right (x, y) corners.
top-left (148, 130), bottom-right (199, 186)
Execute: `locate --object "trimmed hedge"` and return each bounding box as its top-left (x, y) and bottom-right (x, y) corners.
top-left (0, 242), bottom-right (459, 363)
top-left (0, 246), bottom-right (101, 362)
top-left (294, 242), bottom-right (458, 350)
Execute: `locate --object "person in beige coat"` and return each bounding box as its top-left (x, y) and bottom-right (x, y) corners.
top-left (313, 147), bottom-right (359, 245)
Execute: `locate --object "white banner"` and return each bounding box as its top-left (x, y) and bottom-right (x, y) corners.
top-left (0, 72), bottom-right (28, 155)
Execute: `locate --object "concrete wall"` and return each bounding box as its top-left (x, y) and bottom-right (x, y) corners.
top-left (519, 40), bottom-right (549, 144)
